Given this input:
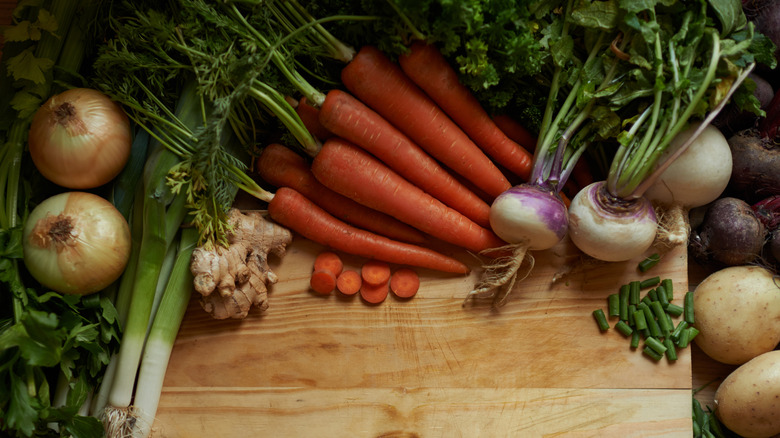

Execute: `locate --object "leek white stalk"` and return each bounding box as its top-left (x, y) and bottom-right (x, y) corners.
top-left (131, 227), bottom-right (197, 438)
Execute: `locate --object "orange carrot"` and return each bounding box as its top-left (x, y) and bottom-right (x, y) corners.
top-left (492, 114), bottom-right (538, 154)
top-left (319, 89), bottom-right (492, 228)
top-left (313, 251), bottom-right (343, 277)
top-left (390, 268), bottom-right (420, 298)
top-left (558, 188), bottom-right (572, 208)
top-left (311, 138), bottom-right (506, 254)
top-left (257, 143), bottom-right (427, 243)
top-left (267, 187), bottom-right (470, 274)
top-left (360, 280), bottom-right (389, 304)
top-left (336, 270), bottom-right (362, 295)
top-left (296, 96), bottom-right (332, 141)
top-left (310, 269), bottom-right (337, 295)
top-left (340, 45), bottom-right (511, 199)
top-left (398, 42), bottom-right (534, 182)
top-left (360, 259), bottom-right (391, 286)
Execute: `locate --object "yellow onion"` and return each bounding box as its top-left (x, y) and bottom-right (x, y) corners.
top-left (28, 88), bottom-right (132, 189)
top-left (23, 192), bottom-right (132, 295)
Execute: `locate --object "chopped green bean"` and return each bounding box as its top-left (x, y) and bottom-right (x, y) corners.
top-left (684, 291), bottom-right (695, 324)
top-left (640, 295), bottom-right (653, 308)
top-left (645, 336), bottom-right (667, 355)
top-left (619, 284), bottom-right (630, 321)
top-left (665, 303), bottom-right (684, 317)
top-left (677, 327), bottom-right (700, 348)
top-left (643, 346), bottom-right (663, 361)
top-left (638, 253), bottom-right (660, 272)
top-left (651, 301), bottom-right (672, 336)
top-left (671, 320), bottom-right (688, 340)
top-left (640, 276), bottom-right (661, 289)
top-left (648, 288), bottom-right (659, 302)
top-left (662, 279), bottom-right (673, 301)
top-left (632, 308), bottom-right (648, 330)
top-left (615, 320), bottom-right (633, 337)
top-left (628, 304), bottom-right (636, 326)
top-left (663, 338), bottom-right (677, 360)
top-left (687, 327), bottom-right (700, 342)
top-left (593, 309), bottom-right (610, 331)
top-left (630, 331), bottom-right (641, 348)
top-left (656, 284), bottom-right (670, 308)
top-left (608, 293), bottom-right (620, 317)
top-left (629, 281), bottom-right (640, 306)
top-left (640, 303), bottom-right (662, 338)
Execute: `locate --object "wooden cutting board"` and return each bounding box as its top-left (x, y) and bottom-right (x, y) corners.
top-left (154, 235), bottom-right (692, 437)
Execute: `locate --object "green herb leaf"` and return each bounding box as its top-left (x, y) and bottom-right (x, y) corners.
top-left (570, 0), bottom-right (620, 30)
top-left (707, 0), bottom-right (746, 36)
top-left (6, 46), bottom-right (55, 84)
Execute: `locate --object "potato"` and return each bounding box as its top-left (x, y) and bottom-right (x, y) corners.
top-left (693, 265), bottom-right (780, 364)
top-left (714, 350), bottom-right (780, 438)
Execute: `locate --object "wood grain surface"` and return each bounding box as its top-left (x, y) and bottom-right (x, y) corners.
top-left (155, 236), bottom-right (694, 437)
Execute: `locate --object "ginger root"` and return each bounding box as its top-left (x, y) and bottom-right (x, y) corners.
top-left (190, 209), bottom-right (292, 319)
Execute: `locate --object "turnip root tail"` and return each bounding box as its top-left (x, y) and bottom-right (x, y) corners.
top-left (464, 244), bottom-right (534, 308)
top-left (653, 203), bottom-right (690, 249)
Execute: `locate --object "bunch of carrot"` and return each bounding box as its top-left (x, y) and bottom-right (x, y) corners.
top-left (257, 41), bottom-right (590, 280)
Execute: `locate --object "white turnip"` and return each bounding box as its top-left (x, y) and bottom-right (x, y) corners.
top-left (644, 124), bottom-right (733, 247)
top-left (567, 28), bottom-right (757, 263)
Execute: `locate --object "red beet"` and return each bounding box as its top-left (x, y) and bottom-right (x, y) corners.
top-left (690, 197), bottom-right (767, 266)
top-left (727, 129), bottom-right (780, 201)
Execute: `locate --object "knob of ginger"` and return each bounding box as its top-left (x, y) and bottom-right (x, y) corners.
top-left (190, 209), bottom-right (292, 319)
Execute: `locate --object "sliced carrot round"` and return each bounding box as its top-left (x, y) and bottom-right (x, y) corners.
top-left (390, 268), bottom-right (420, 298)
top-left (336, 269), bottom-right (362, 296)
top-left (361, 259), bottom-right (391, 286)
top-left (310, 269), bottom-right (337, 295)
top-left (360, 280), bottom-right (389, 304)
top-left (314, 251), bottom-right (344, 277)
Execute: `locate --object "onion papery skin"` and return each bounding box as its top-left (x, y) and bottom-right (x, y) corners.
top-left (23, 191), bottom-right (132, 295)
top-left (568, 181), bottom-right (657, 262)
top-left (489, 184), bottom-right (568, 250)
top-left (28, 88), bottom-right (132, 189)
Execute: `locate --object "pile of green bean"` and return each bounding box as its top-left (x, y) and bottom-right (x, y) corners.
top-left (592, 275), bottom-right (698, 361)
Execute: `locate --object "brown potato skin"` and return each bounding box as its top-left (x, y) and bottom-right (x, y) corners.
top-left (714, 350), bottom-right (780, 438)
top-left (693, 266), bottom-right (780, 365)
